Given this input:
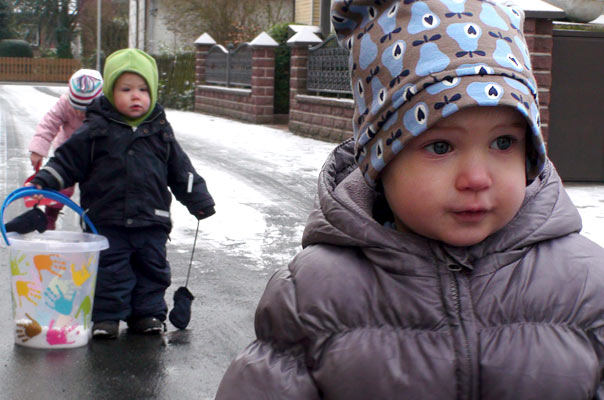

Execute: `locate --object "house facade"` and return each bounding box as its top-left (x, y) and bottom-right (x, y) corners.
top-left (295, 0), bottom-right (332, 37)
top-left (128, 0), bottom-right (185, 54)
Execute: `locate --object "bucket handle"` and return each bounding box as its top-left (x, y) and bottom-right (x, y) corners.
top-left (1, 187), bottom-right (99, 246)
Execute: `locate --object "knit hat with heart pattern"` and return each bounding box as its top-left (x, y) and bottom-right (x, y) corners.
top-left (331, 0), bottom-right (546, 186)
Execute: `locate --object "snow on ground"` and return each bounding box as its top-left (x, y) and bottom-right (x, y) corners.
top-left (164, 110), bottom-right (336, 266)
top-left (4, 84), bottom-right (604, 250)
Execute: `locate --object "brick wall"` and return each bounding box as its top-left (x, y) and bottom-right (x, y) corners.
top-left (288, 43), bottom-right (354, 142)
top-left (524, 17), bottom-right (554, 142)
top-left (194, 41), bottom-right (276, 124)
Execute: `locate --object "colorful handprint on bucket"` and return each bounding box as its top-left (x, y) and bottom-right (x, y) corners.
top-left (33, 254), bottom-right (66, 282)
top-left (74, 296), bottom-right (92, 328)
top-left (44, 284), bottom-right (76, 315)
top-left (16, 313), bottom-right (42, 343)
top-left (46, 319), bottom-right (79, 346)
top-left (10, 254), bottom-right (27, 277)
top-left (15, 279), bottom-right (41, 306)
top-left (71, 256), bottom-right (94, 287)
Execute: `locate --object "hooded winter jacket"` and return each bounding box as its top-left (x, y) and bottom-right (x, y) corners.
top-left (29, 93), bottom-right (85, 157)
top-left (31, 96), bottom-right (215, 231)
top-left (215, 139), bottom-right (604, 400)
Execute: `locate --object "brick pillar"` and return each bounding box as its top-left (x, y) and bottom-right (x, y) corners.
top-left (288, 43), bottom-right (310, 118)
top-left (524, 17), bottom-right (554, 142)
top-left (286, 31), bottom-right (322, 134)
top-left (251, 46), bottom-right (276, 124)
top-left (193, 33), bottom-right (216, 113)
top-left (194, 44), bottom-right (212, 85)
top-left (249, 32), bottom-right (278, 124)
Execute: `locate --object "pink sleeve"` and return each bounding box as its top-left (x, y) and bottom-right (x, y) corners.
top-left (28, 94), bottom-right (72, 157)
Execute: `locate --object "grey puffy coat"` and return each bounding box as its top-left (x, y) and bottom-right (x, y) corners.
top-left (216, 139), bottom-right (604, 400)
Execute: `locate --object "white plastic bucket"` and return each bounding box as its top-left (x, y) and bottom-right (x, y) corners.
top-left (8, 231), bottom-right (108, 348)
top-left (2, 188), bottom-right (109, 349)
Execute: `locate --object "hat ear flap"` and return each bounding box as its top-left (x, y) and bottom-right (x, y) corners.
top-left (332, 2), bottom-right (359, 47)
top-left (332, 0), bottom-right (391, 47)
top-left (500, 1), bottom-right (526, 30)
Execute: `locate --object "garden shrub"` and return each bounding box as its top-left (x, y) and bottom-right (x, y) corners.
top-left (269, 22), bottom-right (292, 115)
top-left (0, 39), bottom-right (33, 58)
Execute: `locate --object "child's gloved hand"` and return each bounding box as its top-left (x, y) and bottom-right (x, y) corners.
top-left (196, 206), bottom-right (215, 220)
top-left (5, 206), bottom-right (47, 234)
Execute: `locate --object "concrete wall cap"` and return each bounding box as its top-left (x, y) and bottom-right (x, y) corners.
top-left (287, 30), bottom-right (323, 46)
top-left (195, 33), bottom-right (217, 45)
top-left (515, 0), bottom-right (567, 19)
top-left (250, 32), bottom-right (278, 47)
top-left (288, 25), bottom-right (322, 35)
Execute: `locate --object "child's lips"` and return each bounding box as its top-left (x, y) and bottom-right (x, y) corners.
top-left (452, 207), bottom-right (489, 222)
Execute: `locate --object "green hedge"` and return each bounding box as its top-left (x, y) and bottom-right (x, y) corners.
top-left (0, 39), bottom-right (33, 57)
top-left (155, 52), bottom-right (196, 111)
top-left (269, 22), bottom-right (292, 115)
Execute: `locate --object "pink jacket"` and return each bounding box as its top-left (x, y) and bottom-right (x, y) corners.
top-left (28, 93), bottom-right (85, 156)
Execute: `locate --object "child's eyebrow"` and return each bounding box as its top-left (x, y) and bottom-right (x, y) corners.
top-left (495, 122), bottom-right (527, 129)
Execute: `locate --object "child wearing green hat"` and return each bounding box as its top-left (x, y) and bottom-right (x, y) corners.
top-left (30, 48), bottom-right (215, 339)
top-left (215, 1), bottom-right (604, 398)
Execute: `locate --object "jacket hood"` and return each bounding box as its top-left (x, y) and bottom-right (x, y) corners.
top-left (302, 139), bottom-right (582, 273)
top-left (102, 48), bottom-right (158, 126)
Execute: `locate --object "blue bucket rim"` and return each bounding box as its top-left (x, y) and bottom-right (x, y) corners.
top-left (1, 187), bottom-right (99, 246)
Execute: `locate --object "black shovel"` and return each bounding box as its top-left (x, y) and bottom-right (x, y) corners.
top-left (169, 219), bottom-right (199, 330)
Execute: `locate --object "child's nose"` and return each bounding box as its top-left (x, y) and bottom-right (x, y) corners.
top-left (455, 153), bottom-right (492, 191)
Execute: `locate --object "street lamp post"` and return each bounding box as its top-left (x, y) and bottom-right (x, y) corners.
top-left (96, 0), bottom-right (101, 71)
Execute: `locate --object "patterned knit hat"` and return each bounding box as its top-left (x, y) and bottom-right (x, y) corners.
top-left (68, 69), bottom-right (103, 111)
top-left (332, 0), bottom-right (547, 186)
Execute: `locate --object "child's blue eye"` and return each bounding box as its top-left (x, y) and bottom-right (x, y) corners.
top-left (426, 141), bottom-right (451, 155)
top-left (491, 136), bottom-right (513, 150)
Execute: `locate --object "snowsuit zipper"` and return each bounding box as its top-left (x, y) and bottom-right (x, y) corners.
top-left (448, 264), bottom-right (474, 400)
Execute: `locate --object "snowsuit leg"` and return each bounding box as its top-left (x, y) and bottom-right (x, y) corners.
top-left (92, 226), bottom-right (171, 322)
top-left (129, 227), bottom-right (171, 321)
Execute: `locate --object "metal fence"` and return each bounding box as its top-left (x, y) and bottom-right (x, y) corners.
top-left (205, 43), bottom-right (252, 87)
top-left (307, 35), bottom-right (351, 96)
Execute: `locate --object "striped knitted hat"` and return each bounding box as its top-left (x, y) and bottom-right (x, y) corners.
top-left (68, 69), bottom-right (104, 111)
top-left (332, 0), bottom-right (547, 186)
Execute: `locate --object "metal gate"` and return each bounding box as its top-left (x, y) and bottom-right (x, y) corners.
top-left (548, 29), bottom-right (604, 182)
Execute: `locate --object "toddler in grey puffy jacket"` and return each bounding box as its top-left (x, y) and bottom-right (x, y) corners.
top-left (216, 1), bottom-right (604, 399)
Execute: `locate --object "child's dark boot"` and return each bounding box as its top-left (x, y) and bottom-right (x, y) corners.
top-left (92, 321), bottom-right (119, 339)
top-left (128, 317), bottom-right (165, 335)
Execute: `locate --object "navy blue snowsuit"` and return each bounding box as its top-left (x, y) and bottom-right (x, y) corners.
top-left (31, 96), bottom-right (215, 322)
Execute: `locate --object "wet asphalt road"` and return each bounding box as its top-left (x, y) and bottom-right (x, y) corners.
top-left (0, 84), bottom-right (329, 399)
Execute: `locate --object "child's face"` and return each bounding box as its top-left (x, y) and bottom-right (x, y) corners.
top-left (381, 106), bottom-right (527, 247)
top-left (113, 72), bottom-right (151, 119)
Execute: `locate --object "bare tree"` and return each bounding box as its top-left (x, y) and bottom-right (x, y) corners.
top-left (0, 0), bottom-right (15, 40)
top-left (78, 0), bottom-right (128, 64)
top-left (159, 0), bottom-right (292, 45)
top-left (13, 0), bottom-right (83, 58)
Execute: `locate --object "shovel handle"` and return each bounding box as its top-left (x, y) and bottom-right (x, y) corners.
top-left (1, 187), bottom-right (98, 246)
